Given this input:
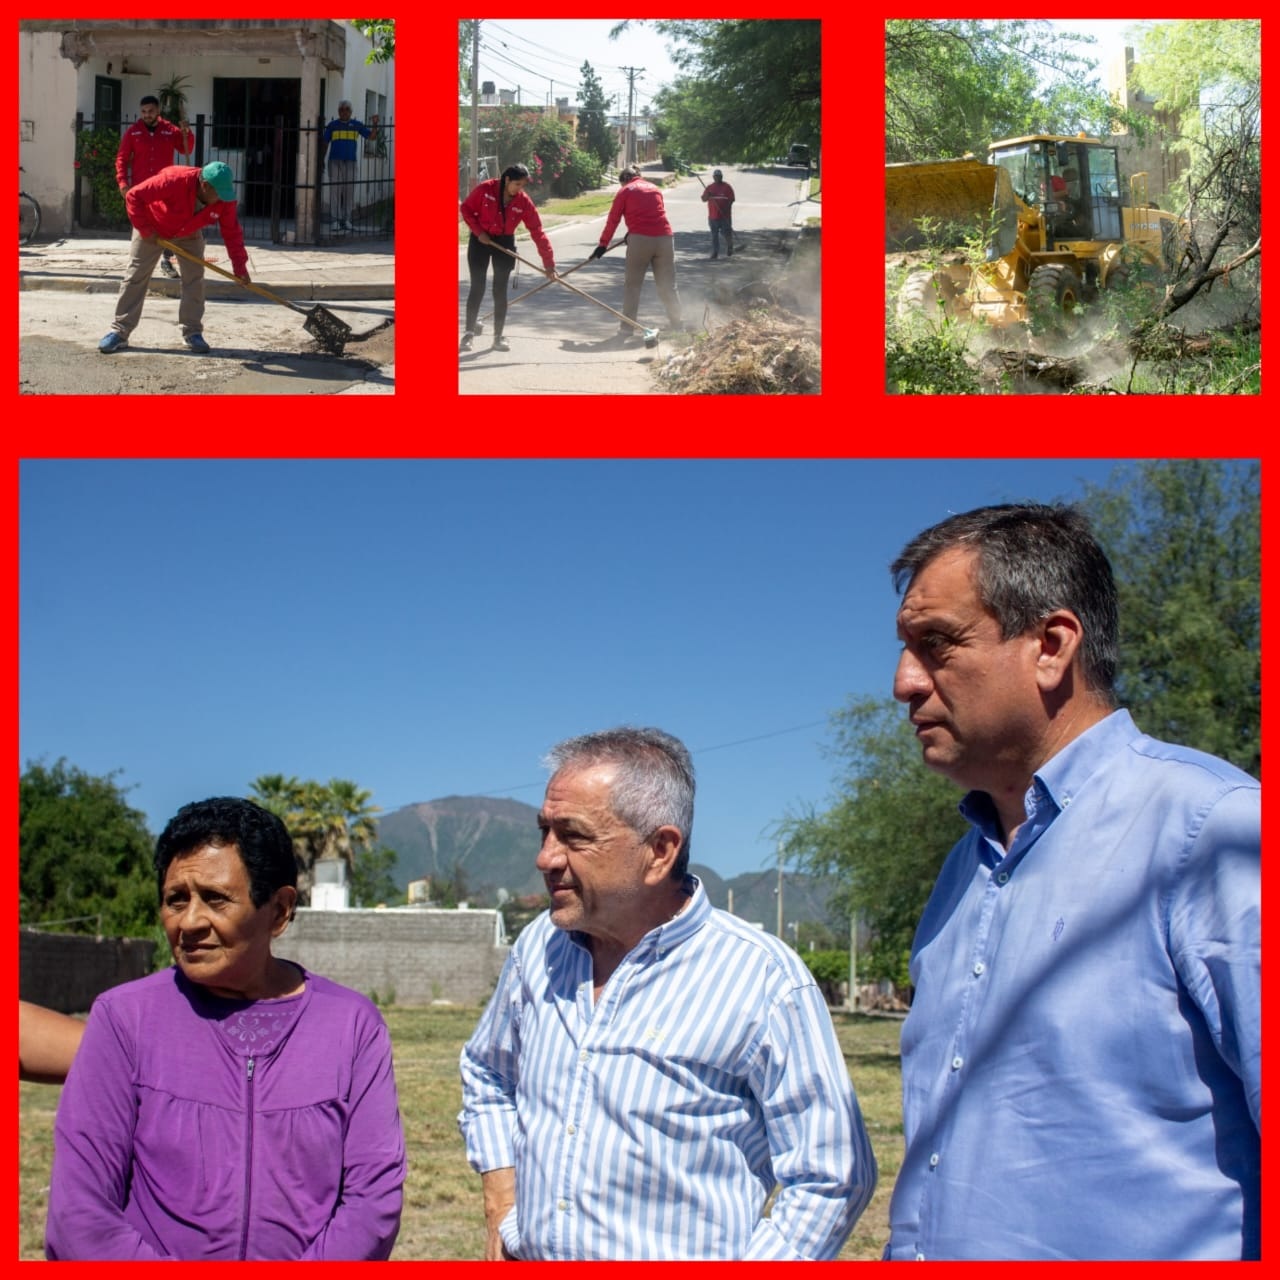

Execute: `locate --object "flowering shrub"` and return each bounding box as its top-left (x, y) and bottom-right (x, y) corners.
top-left (74, 126), bottom-right (128, 228)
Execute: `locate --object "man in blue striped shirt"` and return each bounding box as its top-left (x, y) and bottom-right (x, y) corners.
top-left (458, 727), bottom-right (876, 1259)
top-left (886, 503), bottom-right (1259, 1260)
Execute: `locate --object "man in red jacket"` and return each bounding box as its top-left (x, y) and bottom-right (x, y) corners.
top-left (593, 165), bottom-right (684, 339)
top-left (99, 161), bottom-right (249, 355)
top-left (116, 95), bottom-right (195, 278)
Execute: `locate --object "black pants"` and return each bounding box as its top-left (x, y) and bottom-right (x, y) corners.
top-left (465, 234), bottom-right (516, 336)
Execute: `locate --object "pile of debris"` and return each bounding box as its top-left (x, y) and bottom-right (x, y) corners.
top-left (656, 307), bottom-right (820, 394)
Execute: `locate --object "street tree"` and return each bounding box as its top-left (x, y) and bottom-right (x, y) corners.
top-left (1126, 21), bottom-right (1261, 326)
top-left (350, 845), bottom-right (401, 908)
top-left (577, 61), bottom-right (616, 169)
top-left (1081, 458), bottom-right (1259, 776)
top-left (352, 19), bottom-right (394, 64)
top-left (20, 758), bottom-right (158, 939)
top-left (615, 19), bottom-right (819, 164)
top-left (885, 19), bottom-right (1137, 162)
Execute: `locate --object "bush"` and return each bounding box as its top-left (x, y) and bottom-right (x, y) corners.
top-left (75, 127), bottom-right (129, 229)
top-left (802, 949), bottom-right (851, 1004)
top-left (551, 145), bottom-right (604, 197)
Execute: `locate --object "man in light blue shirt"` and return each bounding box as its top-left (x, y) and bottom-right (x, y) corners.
top-left (458, 726), bottom-right (876, 1259)
top-left (887, 503), bottom-right (1259, 1260)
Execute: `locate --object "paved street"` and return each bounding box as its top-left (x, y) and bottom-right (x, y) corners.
top-left (458, 164), bottom-right (819, 395)
top-left (19, 237), bottom-right (395, 395)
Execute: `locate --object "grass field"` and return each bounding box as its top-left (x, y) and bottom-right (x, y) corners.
top-left (19, 1005), bottom-right (902, 1260)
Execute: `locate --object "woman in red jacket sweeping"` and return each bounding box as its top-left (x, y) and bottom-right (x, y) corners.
top-left (459, 163), bottom-right (557, 352)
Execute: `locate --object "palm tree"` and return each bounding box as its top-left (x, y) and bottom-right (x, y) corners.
top-left (248, 775), bottom-right (380, 904)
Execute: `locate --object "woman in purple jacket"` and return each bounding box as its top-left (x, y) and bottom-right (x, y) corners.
top-left (45, 797), bottom-right (406, 1260)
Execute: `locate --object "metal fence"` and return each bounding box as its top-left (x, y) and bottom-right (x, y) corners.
top-left (75, 113), bottom-right (394, 244)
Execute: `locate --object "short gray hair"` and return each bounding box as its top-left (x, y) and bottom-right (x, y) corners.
top-left (892, 502), bottom-right (1119, 697)
top-left (544, 726), bottom-right (694, 880)
top-left (338, 99), bottom-right (353, 110)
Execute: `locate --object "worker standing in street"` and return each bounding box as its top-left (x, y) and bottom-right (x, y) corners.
top-left (116, 94), bottom-right (195, 279)
top-left (592, 164), bottom-right (684, 340)
top-left (701, 168), bottom-right (736, 258)
top-left (98, 161), bottom-right (249, 356)
top-left (459, 162), bottom-right (558, 353)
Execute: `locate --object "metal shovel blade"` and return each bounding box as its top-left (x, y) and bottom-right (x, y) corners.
top-left (303, 305), bottom-right (354, 355)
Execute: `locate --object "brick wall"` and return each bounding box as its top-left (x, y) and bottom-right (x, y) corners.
top-left (273, 907), bottom-right (509, 1006)
top-left (20, 931), bottom-right (158, 1013)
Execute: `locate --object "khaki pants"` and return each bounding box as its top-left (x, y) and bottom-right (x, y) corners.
top-left (111, 231), bottom-right (207, 338)
top-left (622, 233), bottom-right (683, 329)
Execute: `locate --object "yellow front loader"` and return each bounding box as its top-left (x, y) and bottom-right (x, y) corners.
top-left (886, 134), bottom-right (1183, 333)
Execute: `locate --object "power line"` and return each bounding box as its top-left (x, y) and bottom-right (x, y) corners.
top-left (379, 717), bottom-right (833, 808)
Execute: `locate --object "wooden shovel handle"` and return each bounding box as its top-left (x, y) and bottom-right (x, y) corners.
top-left (157, 238), bottom-right (303, 313)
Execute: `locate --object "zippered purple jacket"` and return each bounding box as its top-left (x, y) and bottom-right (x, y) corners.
top-left (46, 966), bottom-right (405, 1260)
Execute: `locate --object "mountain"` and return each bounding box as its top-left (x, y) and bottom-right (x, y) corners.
top-left (374, 796), bottom-right (848, 931)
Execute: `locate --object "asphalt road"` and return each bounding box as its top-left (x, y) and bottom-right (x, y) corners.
top-left (19, 290), bottom-right (395, 395)
top-left (458, 165), bottom-right (818, 395)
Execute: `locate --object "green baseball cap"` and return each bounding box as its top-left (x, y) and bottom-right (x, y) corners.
top-left (201, 161), bottom-right (236, 202)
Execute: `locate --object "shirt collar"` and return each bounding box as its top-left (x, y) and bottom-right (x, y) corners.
top-left (960, 708), bottom-right (1138, 853)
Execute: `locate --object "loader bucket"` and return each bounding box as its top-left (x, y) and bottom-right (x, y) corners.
top-left (885, 158), bottom-right (1019, 260)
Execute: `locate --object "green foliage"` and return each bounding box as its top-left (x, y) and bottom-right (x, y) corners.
top-left (350, 844), bottom-right (401, 908)
top-left (457, 106), bottom-right (598, 198)
top-left (640, 20), bottom-right (819, 163)
top-left (778, 699), bottom-right (968, 975)
top-left (576, 61), bottom-right (616, 169)
top-left (20, 759), bottom-right (159, 939)
top-left (248, 774), bottom-right (380, 898)
top-left (74, 127), bottom-right (127, 227)
top-left (885, 326), bottom-right (982, 394)
top-left (801, 949), bottom-right (850, 1004)
top-left (885, 19), bottom-right (1136, 161)
top-left (155, 74), bottom-right (190, 127)
top-left (1081, 460), bottom-right (1259, 774)
top-left (352, 18), bottom-right (394, 64)
top-left (1130, 20), bottom-right (1259, 125)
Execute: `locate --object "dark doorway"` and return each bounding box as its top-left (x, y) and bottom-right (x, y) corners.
top-left (211, 77), bottom-right (302, 219)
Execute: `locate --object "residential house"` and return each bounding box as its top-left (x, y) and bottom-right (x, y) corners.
top-left (19, 18), bottom-right (394, 242)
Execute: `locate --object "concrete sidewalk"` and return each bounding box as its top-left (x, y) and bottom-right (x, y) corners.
top-left (19, 235), bottom-right (395, 301)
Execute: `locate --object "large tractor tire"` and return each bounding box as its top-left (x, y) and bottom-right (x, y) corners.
top-left (1026, 263), bottom-right (1082, 337)
top-left (896, 269), bottom-right (961, 326)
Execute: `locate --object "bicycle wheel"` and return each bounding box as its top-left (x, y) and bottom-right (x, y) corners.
top-left (19, 192), bottom-right (40, 245)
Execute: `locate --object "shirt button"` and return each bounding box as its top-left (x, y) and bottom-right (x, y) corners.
top-left (916, 1253), bottom-right (926, 1261)
top-left (566, 1124), bottom-right (576, 1136)
top-left (996, 871), bottom-right (1010, 884)
top-left (579, 1050), bottom-right (589, 1062)
top-left (973, 962), bottom-right (985, 975)
top-left (557, 1199), bottom-right (569, 1211)
top-left (929, 1153), bottom-right (940, 1167)
top-left (951, 1056), bottom-right (964, 1070)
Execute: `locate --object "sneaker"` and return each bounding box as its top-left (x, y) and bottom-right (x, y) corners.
top-left (184, 333), bottom-right (211, 354)
top-left (459, 331), bottom-right (475, 351)
top-left (160, 257), bottom-right (179, 278)
top-left (491, 335), bottom-right (510, 352)
top-left (98, 331), bottom-right (127, 354)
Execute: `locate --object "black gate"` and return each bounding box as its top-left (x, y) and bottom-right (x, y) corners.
top-left (74, 114), bottom-right (395, 244)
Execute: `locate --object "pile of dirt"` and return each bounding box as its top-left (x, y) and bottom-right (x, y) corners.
top-left (319, 318), bottom-right (393, 364)
top-left (656, 308), bottom-right (820, 394)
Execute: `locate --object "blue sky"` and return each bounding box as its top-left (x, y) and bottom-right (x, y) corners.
top-left (21, 458), bottom-right (1135, 881)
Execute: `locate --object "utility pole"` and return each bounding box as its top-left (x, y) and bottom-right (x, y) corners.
top-left (846, 911), bottom-right (859, 1011)
top-left (469, 20), bottom-right (480, 191)
top-left (620, 66), bottom-right (644, 166)
top-left (775, 841), bottom-right (784, 940)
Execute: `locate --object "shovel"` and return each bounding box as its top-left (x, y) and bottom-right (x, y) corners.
top-left (488, 242), bottom-right (661, 348)
top-left (474, 236), bottom-right (626, 335)
top-left (157, 237), bottom-right (354, 355)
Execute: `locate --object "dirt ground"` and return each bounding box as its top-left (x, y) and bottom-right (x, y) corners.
top-left (18, 293), bottom-right (394, 396)
top-left (653, 227), bottom-right (821, 394)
